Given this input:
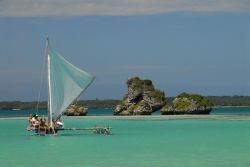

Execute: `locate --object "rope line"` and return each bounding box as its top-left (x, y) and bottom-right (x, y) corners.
top-left (36, 41), bottom-right (47, 113)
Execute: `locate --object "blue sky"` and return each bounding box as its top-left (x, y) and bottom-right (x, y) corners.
top-left (0, 1), bottom-right (250, 100)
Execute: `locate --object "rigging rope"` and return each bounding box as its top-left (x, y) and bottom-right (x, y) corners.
top-left (36, 42), bottom-right (47, 113)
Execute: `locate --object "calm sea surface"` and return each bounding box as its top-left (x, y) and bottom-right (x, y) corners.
top-left (0, 107), bottom-right (250, 167)
top-left (1, 107), bottom-right (250, 117)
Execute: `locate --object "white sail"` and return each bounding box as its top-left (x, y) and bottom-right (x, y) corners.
top-left (47, 39), bottom-right (95, 122)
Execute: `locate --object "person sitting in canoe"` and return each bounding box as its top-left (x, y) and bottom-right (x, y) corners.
top-left (26, 114), bottom-right (34, 131)
top-left (28, 114), bottom-right (32, 126)
top-left (54, 119), bottom-right (64, 129)
top-left (31, 114), bottom-right (39, 127)
top-left (38, 117), bottom-right (48, 135)
top-left (27, 114), bottom-right (39, 131)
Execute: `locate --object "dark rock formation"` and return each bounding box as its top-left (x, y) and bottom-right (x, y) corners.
top-left (63, 104), bottom-right (88, 116)
top-left (161, 92), bottom-right (213, 115)
top-left (114, 77), bottom-right (166, 115)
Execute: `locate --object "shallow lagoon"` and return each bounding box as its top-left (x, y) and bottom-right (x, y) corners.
top-left (1, 107), bottom-right (250, 117)
top-left (0, 113), bottom-right (250, 167)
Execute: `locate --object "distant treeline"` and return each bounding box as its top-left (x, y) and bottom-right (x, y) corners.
top-left (1, 96), bottom-right (250, 110)
top-left (0, 100), bottom-right (120, 110)
top-left (206, 96), bottom-right (250, 106)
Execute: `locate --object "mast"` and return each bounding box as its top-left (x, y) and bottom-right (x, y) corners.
top-left (45, 37), bottom-right (95, 127)
top-left (46, 37), bottom-right (53, 127)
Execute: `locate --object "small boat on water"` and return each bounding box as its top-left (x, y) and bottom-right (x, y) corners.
top-left (27, 37), bottom-right (111, 135)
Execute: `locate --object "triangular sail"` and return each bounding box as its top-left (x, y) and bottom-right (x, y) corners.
top-left (47, 40), bottom-right (95, 122)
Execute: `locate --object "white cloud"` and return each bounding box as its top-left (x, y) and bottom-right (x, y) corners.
top-left (0, 0), bottom-right (249, 17)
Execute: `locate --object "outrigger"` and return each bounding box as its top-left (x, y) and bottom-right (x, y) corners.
top-left (27, 114), bottom-right (111, 135)
top-left (27, 38), bottom-right (111, 135)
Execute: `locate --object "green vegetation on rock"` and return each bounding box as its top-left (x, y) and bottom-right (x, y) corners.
top-left (176, 92), bottom-right (213, 108)
top-left (161, 92), bottom-right (213, 115)
top-left (114, 77), bottom-right (166, 115)
top-left (153, 89), bottom-right (165, 101)
top-left (174, 98), bottom-right (192, 111)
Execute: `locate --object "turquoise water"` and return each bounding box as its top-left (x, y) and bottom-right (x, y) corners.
top-left (0, 108), bottom-right (112, 117)
top-left (0, 115), bottom-right (250, 167)
top-left (1, 107), bottom-right (250, 117)
top-left (211, 107), bottom-right (250, 115)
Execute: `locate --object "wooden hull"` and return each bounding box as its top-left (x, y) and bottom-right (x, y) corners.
top-left (27, 126), bottom-right (64, 135)
top-left (27, 126), bottom-right (111, 135)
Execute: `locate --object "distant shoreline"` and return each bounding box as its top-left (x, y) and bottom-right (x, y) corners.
top-left (213, 106), bottom-right (250, 108)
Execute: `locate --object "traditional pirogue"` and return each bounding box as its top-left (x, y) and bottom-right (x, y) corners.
top-left (27, 37), bottom-right (111, 135)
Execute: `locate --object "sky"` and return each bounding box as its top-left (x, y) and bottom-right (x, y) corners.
top-left (0, 0), bottom-right (250, 101)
